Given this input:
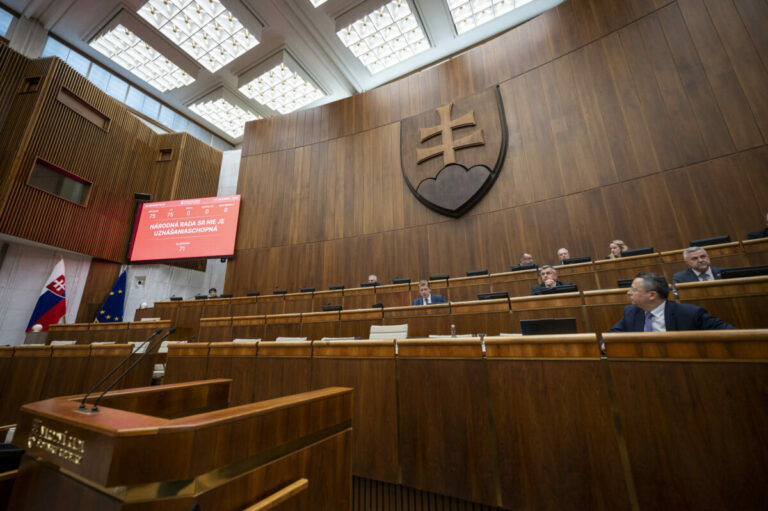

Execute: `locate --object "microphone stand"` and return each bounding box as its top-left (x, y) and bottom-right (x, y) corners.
top-left (78, 328), bottom-right (162, 411)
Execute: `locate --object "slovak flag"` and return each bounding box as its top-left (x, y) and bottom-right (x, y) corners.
top-left (25, 258), bottom-right (66, 332)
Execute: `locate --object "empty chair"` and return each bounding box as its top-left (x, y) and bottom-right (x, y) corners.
top-left (232, 338), bottom-right (261, 343)
top-left (369, 324), bottom-right (408, 340)
top-left (158, 340), bottom-right (187, 354)
top-left (275, 336), bottom-right (307, 342)
top-left (320, 337), bottom-right (357, 341)
top-left (90, 341), bottom-right (115, 345)
top-left (49, 340), bottom-right (77, 346)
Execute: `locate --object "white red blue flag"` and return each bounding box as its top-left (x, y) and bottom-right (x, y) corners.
top-left (25, 258), bottom-right (66, 332)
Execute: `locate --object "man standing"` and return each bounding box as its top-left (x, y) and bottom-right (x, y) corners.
top-left (530, 265), bottom-right (574, 295)
top-left (412, 280), bottom-right (447, 305)
top-left (609, 273), bottom-right (733, 332)
top-left (556, 248), bottom-right (570, 264)
top-left (672, 247), bottom-right (721, 284)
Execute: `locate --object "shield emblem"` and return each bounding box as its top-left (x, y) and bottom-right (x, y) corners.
top-left (400, 86), bottom-right (507, 217)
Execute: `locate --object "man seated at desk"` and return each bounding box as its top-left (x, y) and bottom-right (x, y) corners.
top-left (208, 287), bottom-right (218, 298)
top-left (672, 246), bottom-right (722, 284)
top-left (412, 280), bottom-right (447, 306)
top-left (556, 248), bottom-right (570, 264)
top-left (609, 273), bottom-right (733, 332)
top-left (531, 265), bottom-right (574, 295)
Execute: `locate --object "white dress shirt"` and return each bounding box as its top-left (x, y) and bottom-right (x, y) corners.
top-left (646, 301), bottom-right (667, 332)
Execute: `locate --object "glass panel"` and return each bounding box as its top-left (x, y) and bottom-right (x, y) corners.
top-left (41, 37), bottom-right (70, 60)
top-left (124, 87), bottom-right (145, 110)
top-left (65, 51), bottom-right (91, 77)
top-left (28, 160), bottom-right (91, 205)
top-left (158, 105), bottom-right (175, 127)
top-left (140, 95), bottom-right (160, 118)
top-left (87, 63), bottom-right (111, 92)
top-left (0, 7), bottom-right (13, 37)
top-left (171, 113), bottom-right (188, 132)
top-left (105, 74), bottom-right (129, 101)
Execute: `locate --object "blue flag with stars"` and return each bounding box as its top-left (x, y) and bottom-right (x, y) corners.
top-left (95, 270), bottom-right (126, 323)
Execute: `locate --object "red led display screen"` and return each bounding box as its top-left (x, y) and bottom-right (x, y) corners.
top-left (129, 195), bottom-right (241, 262)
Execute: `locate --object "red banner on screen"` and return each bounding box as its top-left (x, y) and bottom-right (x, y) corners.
top-left (129, 195), bottom-right (241, 262)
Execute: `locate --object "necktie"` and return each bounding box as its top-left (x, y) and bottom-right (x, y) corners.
top-left (644, 311), bottom-right (653, 332)
top-left (699, 273), bottom-right (710, 281)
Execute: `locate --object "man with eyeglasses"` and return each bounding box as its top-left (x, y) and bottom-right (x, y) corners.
top-left (608, 273), bottom-right (733, 332)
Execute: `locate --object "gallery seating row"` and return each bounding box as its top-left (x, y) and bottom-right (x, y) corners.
top-left (159, 330), bottom-right (768, 509)
top-left (0, 343), bottom-right (162, 426)
top-left (140, 238), bottom-right (768, 326)
top-left (46, 320), bottom-right (170, 344)
top-left (120, 277), bottom-right (768, 342)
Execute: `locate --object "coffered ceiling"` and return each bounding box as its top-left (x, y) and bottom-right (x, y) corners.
top-left (1, 0), bottom-right (562, 145)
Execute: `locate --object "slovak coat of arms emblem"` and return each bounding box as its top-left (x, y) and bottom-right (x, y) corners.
top-left (400, 86), bottom-right (508, 217)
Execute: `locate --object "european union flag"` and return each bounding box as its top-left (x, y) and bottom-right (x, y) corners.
top-left (95, 270), bottom-right (126, 323)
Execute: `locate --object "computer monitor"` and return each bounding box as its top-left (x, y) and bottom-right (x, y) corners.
top-left (538, 284), bottom-right (578, 295)
top-left (273, 289), bottom-right (287, 295)
top-left (478, 291), bottom-right (509, 300)
top-left (429, 274), bottom-right (450, 281)
top-left (719, 265), bottom-right (768, 279)
top-left (563, 256), bottom-right (591, 265)
top-left (322, 305), bottom-right (342, 311)
top-left (621, 247), bottom-right (654, 257)
top-left (466, 269), bottom-right (489, 277)
top-left (246, 291), bottom-right (260, 297)
top-left (329, 285), bottom-right (345, 290)
top-left (300, 287), bottom-right (315, 293)
top-left (617, 279), bottom-right (633, 288)
top-left (393, 278), bottom-right (411, 284)
top-left (360, 282), bottom-right (378, 287)
top-left (690, 235), bottom-right (730, 247)
top-left (509, 263), bottom-right (537, 272)
top-left (169, 296), bottom-right (183, 301)
top-left (219, 293), bottom-right (233, 298)
top-left (194, 295), bottom-right (207, 300)
top-left (520, 317), bottom-right (578, 335)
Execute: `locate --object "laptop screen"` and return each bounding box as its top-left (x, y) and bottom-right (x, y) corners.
top-left (520, 317), bottom-right (578, 335)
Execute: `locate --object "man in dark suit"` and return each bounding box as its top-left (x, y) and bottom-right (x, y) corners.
top-left (531, 265), bottom-right (574, 295)
top-left (672, 247), bottom-right (721, 284)
top-left (609, 273), bottom-right (734, 332)
top-left (412, 280), bottom-right (447, 306)
top-left (747, 212), bottom-right (768, 239)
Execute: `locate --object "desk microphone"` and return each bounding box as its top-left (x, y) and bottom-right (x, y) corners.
top-left (90, 327), bottom-right (176, 412)
top-left (78, 328), bottom-right (162, 411)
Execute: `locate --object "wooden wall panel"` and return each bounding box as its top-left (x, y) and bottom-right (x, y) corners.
top-left (75, 259), bottom-right (122, 323)
top-left (0, 44), bottom-right (221, 264)
top-left (229, 0), bottom-right (767, 295)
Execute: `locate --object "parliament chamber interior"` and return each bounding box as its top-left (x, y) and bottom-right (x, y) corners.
top-left (0, 0), bottom-right (767, 509)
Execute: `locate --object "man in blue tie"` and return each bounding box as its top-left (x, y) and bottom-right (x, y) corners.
top-left (609, 273), bottom-right (733, 332)
top-left (412, 280), bottom-right (447, 306)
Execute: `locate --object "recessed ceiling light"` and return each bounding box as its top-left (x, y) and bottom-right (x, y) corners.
top-left (90, 24), bottom-right (194, 92)
top-left (238, 51), bottom-right (325, 115)
top-left (137, 0), bottom-right (259, 73)
top-left (188, 88), bottom-right (260, 138)
top-left (309, 0), bottom-right (328, 6)
top-left (447, 0), bottom-right (528, 34)
top-left (336, 0), bottom-right (429, 75)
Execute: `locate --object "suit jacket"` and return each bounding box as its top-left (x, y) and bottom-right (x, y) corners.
top-left (747, 227), bottom-right (768, 239)
top-left (530, 280), bottom-right (574, 295)
top-left (672, 267), bottom-right (721, 284)
top-left (411, 294), bottom-right (446, 306)
top-left (608, 301), bottom-right (734, 332)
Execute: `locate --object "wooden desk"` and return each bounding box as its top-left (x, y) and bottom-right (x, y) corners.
top-left (484, 334), bottom-right (630, 509)
top-left (554, 261), bottom-right (598, 291)
top-left (175, 300), bottom-right (205, 340)
top-left (339, 308), bottom-right (382, 339)
top-left (229, 296), bottom-right (259, 317)
top-left (164, 342), bottom-right (210, 384)
top-left (742, 237), bottom-right (768, 266)
top-left (47, 323), bottom-right (90, 344)
top-left (374, 283), bottom-right (411, 308)
top-left (284, 292), bottom-right (313, 314)
top-left (602, 330), bottom-right (768, 509)
top-left (153, 300), bottom-right (180, 324)
top-left (127, 320), bottom-right (171, 342)
top-left (508, 292), bottom-right (587, 333)
top-left (312, 289), bottom-right (343, 312)
top-left (88, 322), bottom-right (129, 343)
top-left (397, 339), bottom-right (497, 506)
top-left (197, 316), bottom-right (233, 342)
top-left (446, 275), bottom-right (491, 302)
top-left (312, 341), bottom-right (398, 484)
top-left (82, 344), bottom-right (132, 391)
top-left (300, 310), bottom-right (340, 340)
top-left (583, 288), bottom-right (630, 336)
top-left (254, 341), bottom-right (312, 402)
top-left (257, 294), bottom-right (286, 315)
top-left (593, 253), bottom-right (664, 289)
top-left (207, 342), bottom-right (258, 406)
top-left (450, 298), bottom-right (511, 336)
top-left (0, 346), bottom-right (51, 425)
top-left (342, 287), bottom-right (376, 310)
top-left (201, 297), bottom-right (231, 318)
top-left (383, 303), bottom-right (451, 338)
top-left (489, 269), bottom-right (539, 298)
top-left (38, 345), bottom-right (90, 400)
top-left (676, 275), bottom-right (768, 329)
top-left (231, 315), bottom-right (265, 341)
top-left (10, 382), bottom-right (353, 511)
top-left (264, 313), bottom-right (302, 341)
